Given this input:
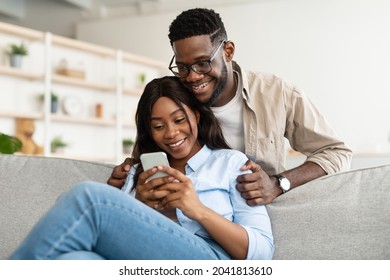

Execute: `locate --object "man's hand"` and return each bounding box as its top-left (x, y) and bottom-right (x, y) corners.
top-left (236, 160), bottom-right (281, 206)
top-left (107, 158), bottom-right (133, 188)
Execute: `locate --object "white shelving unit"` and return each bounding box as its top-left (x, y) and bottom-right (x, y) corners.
top-left (0, 21), bottom-right (167, 163)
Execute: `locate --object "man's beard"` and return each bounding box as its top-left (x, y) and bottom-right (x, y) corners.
top-left (205, 63), bottom-right (228, 107)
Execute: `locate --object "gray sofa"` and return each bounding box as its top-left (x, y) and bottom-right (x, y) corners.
top-left (1, 154), bottom-right (389, 260)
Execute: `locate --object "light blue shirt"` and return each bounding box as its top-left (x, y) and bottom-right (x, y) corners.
top-left (122, 145), bottom-right (274, 259)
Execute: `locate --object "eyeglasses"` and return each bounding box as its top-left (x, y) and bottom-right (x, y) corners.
top-left (168, 40), bottom-right (226, 78)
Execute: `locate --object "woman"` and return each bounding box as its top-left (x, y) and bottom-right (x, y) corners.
top-left (10, 76), bottom-right (274, 260)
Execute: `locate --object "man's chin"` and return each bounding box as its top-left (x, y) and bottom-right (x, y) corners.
top-left (191, 92), bottom-right (211, 104)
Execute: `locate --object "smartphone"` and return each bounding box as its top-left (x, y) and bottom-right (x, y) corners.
top-left (140, 152), bottom-right (170, 180)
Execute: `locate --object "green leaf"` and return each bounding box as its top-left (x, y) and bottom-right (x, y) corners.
top-left (8, 42), bottom-right (29, 56)
top-left (0, 133), bottom-right (23, 154)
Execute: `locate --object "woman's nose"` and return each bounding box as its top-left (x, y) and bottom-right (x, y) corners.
top-left (164, 124), bottom-right (179, 138)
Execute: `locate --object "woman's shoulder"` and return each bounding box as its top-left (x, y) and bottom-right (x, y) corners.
top-left (209, 148), bottom-right (248, 162)
top-left (205, 148), bottom-right (250, 177)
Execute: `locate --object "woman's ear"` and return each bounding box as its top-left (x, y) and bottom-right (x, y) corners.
top-left (224, 40), bottom-right (235, 62)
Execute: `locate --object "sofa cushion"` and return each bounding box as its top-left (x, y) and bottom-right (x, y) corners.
top-left (0, 155), bottom-right (114, 259)
top-left (2, 155), bottom-right (389, 260)
top-left (267, 164), bottom-right (390, 259)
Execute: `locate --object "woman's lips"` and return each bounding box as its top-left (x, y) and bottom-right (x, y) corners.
top-left (168, 139), bottom-right (185, 148)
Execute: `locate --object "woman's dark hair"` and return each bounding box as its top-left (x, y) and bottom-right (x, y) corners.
top-left (168, 8), bottom-right (228, 45)
top-left (131, 76), bottom-right (230, 189)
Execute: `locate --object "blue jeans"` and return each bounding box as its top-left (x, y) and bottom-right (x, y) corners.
top-left (10, 181), bottom-right (230, 260)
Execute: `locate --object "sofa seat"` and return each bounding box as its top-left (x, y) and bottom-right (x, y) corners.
top-left (1, 154), bottom-right (389, 259)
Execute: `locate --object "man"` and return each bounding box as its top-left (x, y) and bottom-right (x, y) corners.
top-left (108, 8), bottom-right (352, 205)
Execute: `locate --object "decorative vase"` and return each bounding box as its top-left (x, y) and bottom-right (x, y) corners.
top-left (51, 147), bottom-right (65, 154)
top-left (10, 55), bottom-right (23, 68)
top-left (51, 100), bottom-right (58, 113)
top-left (123, 145), bottom-right (133, 154)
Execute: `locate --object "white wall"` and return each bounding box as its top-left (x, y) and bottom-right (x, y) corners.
top-left (76, 0), bottom-right (390, 156)
top-left (0, 0), bottom-right (84, 38)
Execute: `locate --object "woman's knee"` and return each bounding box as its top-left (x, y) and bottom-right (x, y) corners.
top-left (71, 181), bottom-right (106, 194)
top-left (55, 251), bottom-right (105, 260)
top-left (59, 181), bottom-right (109, 205)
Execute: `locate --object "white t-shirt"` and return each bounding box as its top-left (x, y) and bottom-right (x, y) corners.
top-left (211, 71), bottom-right (245, 152)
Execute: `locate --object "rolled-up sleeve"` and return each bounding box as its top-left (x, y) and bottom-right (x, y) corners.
top-left (242, 68), bottom-right (352, 175)
top-left (284, 86), bottom-right (353, 174)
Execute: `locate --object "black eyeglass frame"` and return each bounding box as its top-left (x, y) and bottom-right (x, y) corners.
top-left (168, 40), bottom-right (226, 78)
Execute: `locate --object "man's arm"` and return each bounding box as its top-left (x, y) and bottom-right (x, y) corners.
top-left (236, 77), bottom-right (352, 205)
top-left (281, 161), bottom-right (326, 188)
top-left (236, 161), bottom-right (326, 205)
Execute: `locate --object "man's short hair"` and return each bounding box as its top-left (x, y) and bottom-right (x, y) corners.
top-left (168, 8), bottom-right (228, 45)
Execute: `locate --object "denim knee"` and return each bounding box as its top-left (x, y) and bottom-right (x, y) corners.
top-left (57, 181), bottom-right (110, 207)
top-left (55, 251), bottom-right (105, 260)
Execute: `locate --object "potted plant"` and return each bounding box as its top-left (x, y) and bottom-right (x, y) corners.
top-left (137, 72), bottom-right (146, 87)
top-left (38, 92), bottom-right (59, 113)
top-left (122, 138), bottom-right (134, 154)
top-left (7, 42), bottom-right (28, 68)
top-left (51, 136), bottom-right (68, 154)
top-left (0, 132), bottom-right (22, 154)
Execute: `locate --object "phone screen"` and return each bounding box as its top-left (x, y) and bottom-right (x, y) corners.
top-left (140, 152), bottom-right (170, 180)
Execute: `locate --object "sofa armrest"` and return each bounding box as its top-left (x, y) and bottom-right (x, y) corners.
top-left (0, 155), bottom-right (115, 260)
top-left (267, 164), bottom-right (390, 259)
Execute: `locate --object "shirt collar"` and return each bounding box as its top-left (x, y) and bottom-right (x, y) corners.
top-left (232, 61), bottom-right (250, 102)
top-left (186, 145), bottom-right (212, 173)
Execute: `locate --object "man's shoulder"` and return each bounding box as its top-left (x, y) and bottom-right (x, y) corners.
top-left (234, 62), bottom-right (296, 88)
top-left (243, 69), bottom-right (304, 98)
top-left (245, 70), bottom-right (287, 86)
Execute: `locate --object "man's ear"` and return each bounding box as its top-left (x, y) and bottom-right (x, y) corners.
top-left (224, 40), bottom-right (235, 62)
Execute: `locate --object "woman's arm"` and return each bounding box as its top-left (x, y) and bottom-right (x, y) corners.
top-left (190, 202), bottom-right (249, 259)
top-left (156, 166), bottom-right (250, 260)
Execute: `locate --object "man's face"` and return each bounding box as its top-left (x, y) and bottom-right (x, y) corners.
top-left (171, 35), bottom-right (228, 107)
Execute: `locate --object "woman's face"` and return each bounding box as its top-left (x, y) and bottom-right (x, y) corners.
top-left (150, 96), bottom-right (201, 164)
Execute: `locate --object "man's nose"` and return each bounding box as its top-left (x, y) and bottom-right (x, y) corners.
top-left (185, 69), bottom-right (204, 83)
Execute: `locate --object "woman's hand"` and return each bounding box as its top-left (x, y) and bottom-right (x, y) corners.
top-left (152, 166), bottom-right (207, 220)
top-left (156, 166), bottom-right (249, 259)
top-left (135, 166), bottom-right (176, 209)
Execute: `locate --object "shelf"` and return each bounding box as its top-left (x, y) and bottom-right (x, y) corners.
top-left (0, 67), bottom-right (116, 92)
top-left (51, 114), bottom-right (116, 127)
top-left (0, 65), bottom-right (43, 80)
top-left (123, 87), bottom-right (143, 96)
top-left (52, 35), bottom-right (116, 57)
top-left (0, 111), bottom-right (43, 120)
top-left (51, 115), bottom-right (135, 128)
top-left (0, 22), bottom-right (43, 40)
top-left (123, 121), bottom-right (135, 129)
top-left (0, 21), bottom-right (164, 163)
top-left (0, 111), bottom-right (136, 129)
top-left (123, 52), bottom-right (166, 69)
top-left (52, 74), bottom-right (116, 92)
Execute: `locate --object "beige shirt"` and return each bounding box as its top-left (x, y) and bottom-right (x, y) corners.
top-left (234, 61), bottom-right (352, 175)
